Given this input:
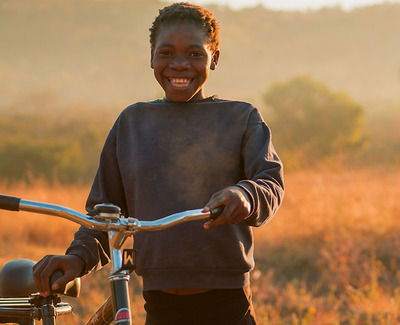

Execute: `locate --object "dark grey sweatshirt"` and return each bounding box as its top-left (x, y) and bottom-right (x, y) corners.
top-left (66, 97), bottom-right (284, 291)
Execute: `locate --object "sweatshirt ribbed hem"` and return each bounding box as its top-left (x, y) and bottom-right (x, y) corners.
top-left (140, 268), bottom-right (250, 291)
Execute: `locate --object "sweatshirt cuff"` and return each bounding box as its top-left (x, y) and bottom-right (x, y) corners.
top-left (65, 247), bottom-right (89, 277)
top-left (235, 183), bottom-right (255, 220)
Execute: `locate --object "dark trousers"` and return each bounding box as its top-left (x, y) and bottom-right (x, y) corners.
top-left (143, 285), bottom-right (258, 325)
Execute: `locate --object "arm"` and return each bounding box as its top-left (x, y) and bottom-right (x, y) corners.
top-left (66, 127), bottom-right (128, 274)
top-left (238, 108), bottom-right (284, 226)
top-left (33, 124), bottom-right (128, 295)
top-left (204, 107), bottom-right (284, 228)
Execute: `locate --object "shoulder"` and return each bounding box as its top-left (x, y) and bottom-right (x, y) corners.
top-left (212, 98), bottom-right (254, 109)
top-left (213, 98), bottom-right (262, 116)
top-left (113, 100), bottom-right (167, 123)
top-left (120, 100), bottom-right (163, 116)
top-left (107, 100), bottom-right (162, 135)
top-left (206, 98), bottom-right (257, 117)
top-left (213, 98), bottom-right (266, 123)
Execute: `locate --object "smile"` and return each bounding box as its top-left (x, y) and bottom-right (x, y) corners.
top-left (168, 78), bottom-right (192, 88)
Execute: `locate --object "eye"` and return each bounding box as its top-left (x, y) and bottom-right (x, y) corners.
top-left (158, 49), bottom-right (172, 56)
top-left (189, 51), bottom-right (204, 57)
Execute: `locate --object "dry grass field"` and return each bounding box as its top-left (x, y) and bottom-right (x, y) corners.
top-left (0, 167), bottom-right (399, 324)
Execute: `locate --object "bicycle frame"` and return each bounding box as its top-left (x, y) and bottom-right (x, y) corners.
top-left (0, 194), bottom-right (222, 324)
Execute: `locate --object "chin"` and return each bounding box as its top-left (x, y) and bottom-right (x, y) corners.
top-left (165, 92), bottom-right (196, 103)
top-left (163, 86), bottom-right (203, 103)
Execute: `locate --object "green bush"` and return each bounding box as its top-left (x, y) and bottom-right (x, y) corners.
top-left (0, 103), bottom-right (116, 184)
top-left (264, 76), bottom-right (367, 168)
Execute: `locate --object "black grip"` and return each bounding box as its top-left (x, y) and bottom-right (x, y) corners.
top-left (0, 194), bottom-right (21, 211)
top-left (209, 205), bottom-right (225, 219)
top-left (49, 269), bottom-right (65, 294)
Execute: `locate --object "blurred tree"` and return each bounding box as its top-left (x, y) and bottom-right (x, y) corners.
top-left (0, 100), bottom-right (113, 184)
top-left (264, 76), bottom-right (366, 166)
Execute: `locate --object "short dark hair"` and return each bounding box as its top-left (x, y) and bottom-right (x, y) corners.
top-left (149, 2), bottom-right (220, 53)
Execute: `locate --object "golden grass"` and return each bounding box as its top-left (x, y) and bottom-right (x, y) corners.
top-left (0, 180), bottom-right (87, 265)
top-left (1, 167), bottom-right (399, 324)
top-left (252, 167), bottom-right (400, 324)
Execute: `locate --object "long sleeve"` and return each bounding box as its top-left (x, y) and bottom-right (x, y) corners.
top-left (65, 126), bottom-right (128, 275)
top-left (237, 107), bottom-right (284, 227)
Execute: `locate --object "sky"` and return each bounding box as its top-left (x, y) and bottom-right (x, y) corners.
top-left (189, 0), bottom-right (400, 10)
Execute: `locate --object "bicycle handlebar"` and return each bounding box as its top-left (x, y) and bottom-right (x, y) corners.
top-left (0, 195), bottom-right (20, 211)
top-left (0, 194), bottom-right (223, 233)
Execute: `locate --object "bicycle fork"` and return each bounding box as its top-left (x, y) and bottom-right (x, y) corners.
top-left (97, 204), bottom-right (134, 325)
top-left (79, 231), bottom-right (133, 325)
top-left (109, 231), bottom-right (132, 325)
top-left (109, 273), bottom-right (131, 325)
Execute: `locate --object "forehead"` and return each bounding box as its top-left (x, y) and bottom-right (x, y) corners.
top-left (154, 21), bottom-right (208, 47)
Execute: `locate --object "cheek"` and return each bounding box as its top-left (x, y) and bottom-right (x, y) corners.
top-left (151, 57), bottom-right (164, 71)
top-left (152, 63), bottom-right (164, 80)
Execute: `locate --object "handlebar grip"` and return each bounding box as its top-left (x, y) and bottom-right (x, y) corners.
top-left (209, 205), bottom-right (225, 219)
top-left (0, 194), bottom-right (21, 211)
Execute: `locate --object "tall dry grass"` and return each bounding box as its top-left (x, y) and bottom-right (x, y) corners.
top-left (0, 179), bottom-right (86, 265)
top-left (252, 167), bottom-right (400, 324)
top-left (1, 167), bottom-right (399, 324)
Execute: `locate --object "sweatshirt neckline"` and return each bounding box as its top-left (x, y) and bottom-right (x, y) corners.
top-left (161, 95), bottom-right (218, 104)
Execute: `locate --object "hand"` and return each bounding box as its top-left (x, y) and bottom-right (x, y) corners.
top-left (202, 186), bottom-right (251, 229)
top-left (32, 254), bottom-right (84, 297)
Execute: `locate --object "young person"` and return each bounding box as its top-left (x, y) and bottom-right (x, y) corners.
top-left (33, 3), bottom-right (284, 324)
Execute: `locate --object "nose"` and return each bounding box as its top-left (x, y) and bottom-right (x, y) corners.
top-left (170, 55), bottom-right (190, 70)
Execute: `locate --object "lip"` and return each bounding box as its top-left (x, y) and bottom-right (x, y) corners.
top-left (168, 77), bottom-right (193, 88)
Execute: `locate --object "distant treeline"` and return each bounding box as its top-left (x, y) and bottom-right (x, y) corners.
top-left (1, 0), bottom-right (399, 108)
top-left (2, 0), bottom-right (400, 183)
top-left (0, 95), bottom-right (119, 184)
top-left (0, 77), bottom-right (399, 184)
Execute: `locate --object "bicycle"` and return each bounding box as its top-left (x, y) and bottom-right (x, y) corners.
top-left (0, 194), bottom-right (223, 324)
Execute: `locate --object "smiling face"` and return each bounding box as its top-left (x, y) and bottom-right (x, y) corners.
top-left (151, 21), bottom-right (219, 103)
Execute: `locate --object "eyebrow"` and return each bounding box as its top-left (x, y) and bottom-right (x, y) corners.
top-left (157, 43), bottom-right (205, 49)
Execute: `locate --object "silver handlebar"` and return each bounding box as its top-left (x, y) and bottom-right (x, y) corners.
top-left (17, 199), bottom-right (216, 233)
top-left (0, 194), bottom-right (223, 275)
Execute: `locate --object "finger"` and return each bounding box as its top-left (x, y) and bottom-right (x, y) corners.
top-left (33, 257), bottom-right (51, 296)
top-left (229, 204), bottom-right (251, 224)
top-left (209, 206), bottom-right (225, 219)
top-left (39, 264), bottom-right (57, 296)
top-left (204, 216), bottom-right (227, 229)
top-left (33, 260), bottom-right (46, 289)
top-left (39, 259), bottom-right (66, 296)
top-left (203, 197), bottom-right (224, 213)
top-left (203, 189), bottom-right (227, 208)
top-left (51, 271), bottom-right (75, 291)
top-left (204, 205), bottom-right (235, 229)
top-left (206, 201), bottom-right (250, 228)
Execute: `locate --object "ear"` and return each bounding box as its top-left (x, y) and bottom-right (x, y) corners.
top-left (150, 48), bottom-right (155, 69)
top-left (210, 50), bottom-right (220, 71)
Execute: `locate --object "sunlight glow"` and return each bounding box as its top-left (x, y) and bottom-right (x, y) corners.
top-left (188, 0), bottom-right (400, 11)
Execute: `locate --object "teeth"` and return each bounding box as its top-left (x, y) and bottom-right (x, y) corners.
top-left (169, 78), bottom-right (191, 88)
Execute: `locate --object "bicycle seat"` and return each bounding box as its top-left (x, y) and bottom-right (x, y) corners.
top-left (0, 259), bottom-right (80, 298)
